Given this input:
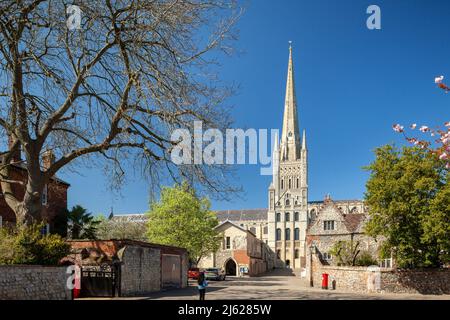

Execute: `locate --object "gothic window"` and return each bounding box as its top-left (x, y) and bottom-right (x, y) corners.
top-left (294, 228), bottom-right (300, 240)
top-left (323, 220), bottom-right (335, 231)
top-left (296, 178), bottom-right (299, 188)
top-left (285, 212), bottom-right (290, 221)
top-left (250, 227), bottom-right (256, 234)
top-left (289, 179), bottom-right (291, 189)
top-left (294, 212), bottom-right (299, 221)
top-left (322, 252), bottom-right (332, 261)
top-left (276, 213), bottom-right (281, 222)
top-left (285, 199), bottom-right (290, 206)
top-left (281, 179), bottom-right (284, 189)
top-left (294, 249), bottom-right (299, 259)
top-left (263, 226), bottom-right (268, 234)
top-left (276, 228), bottom-right (282, 241)
top-left (285, 228), bottom-right (291, 240)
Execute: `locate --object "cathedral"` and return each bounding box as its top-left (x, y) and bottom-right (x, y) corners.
top-left (209, 45), bottom-right (369, 273)
top-left (119, 45), bottom-right (372, 275)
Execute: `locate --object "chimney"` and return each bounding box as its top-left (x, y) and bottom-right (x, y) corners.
top-left (42, 150), bottom-right (55, 171)
top-left (8, 135), bottom-right (21, 163)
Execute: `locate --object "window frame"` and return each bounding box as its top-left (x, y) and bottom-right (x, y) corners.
top-left (225, 236), bottom-right (231, 249)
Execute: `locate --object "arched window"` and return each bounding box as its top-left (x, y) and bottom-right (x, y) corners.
top-left (350, 207), bottom-right (358, 213)
top-left (285, 212), bottom-right (290, 222)
top-left (276, 228), bottom-right (282, 241)
top-left (276, 213), bottom-right (281, 222)
top-left (296, 178), bottom-right (299, 188)
top-left (310, 209), bottom-right (316, 216)
top-left (285, 228), bottom-right (291, 240)
top-left (294, 249), bottom-right (299, 259)
top-left (250, 227), bottom-right (256, 234)
top-left (281, 179), bottom-right (284, 189)
top-left (263, 226), bottom-right (268, 234)
top-left (294, 212), bottom-right (299, 221)
top-left (289, 179), bottom-right (291, 189)
top-left (294, 228), bottom-right (300, 240)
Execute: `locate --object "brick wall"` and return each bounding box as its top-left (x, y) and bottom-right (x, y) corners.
top-left (307, 252), bottom-right (450, 294)
top-left (0, 265), bottom-right (71, 300)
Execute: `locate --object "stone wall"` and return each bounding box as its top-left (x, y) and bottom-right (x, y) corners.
top-left (0, 265), bottom-right (71, 300)
top-left (118, 245), bottom-right (161, 296)
top-left (307, 252), bottom-right (450, 295)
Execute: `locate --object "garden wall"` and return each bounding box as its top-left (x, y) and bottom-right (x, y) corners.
top-left (307, 252), bottom-right (450, 295)
top-left (0, 265), bottom-right (71, 300)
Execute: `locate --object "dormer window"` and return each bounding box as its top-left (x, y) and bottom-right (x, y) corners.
top-left (324, 220), bottom-right (335, 231)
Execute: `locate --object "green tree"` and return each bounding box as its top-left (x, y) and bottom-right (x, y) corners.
top-left (0, 223), bottom-right (70, 265)
top-left (67, 205), bottom-right (99, 239)
top-left (146, 183), bottom-right (221, 264)
top-left (329, 240), bottom-right (361, 266)
top-left (95, 214), bottom-right (147, 241)
top-left (364, 145), bottom-right (449, 268)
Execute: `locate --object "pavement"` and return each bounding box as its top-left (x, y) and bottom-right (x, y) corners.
top-left (79, 269), bottom-right (450, 300)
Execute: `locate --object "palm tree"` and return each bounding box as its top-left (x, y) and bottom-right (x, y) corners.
top-left (67, 205), bottom-right (99, 239)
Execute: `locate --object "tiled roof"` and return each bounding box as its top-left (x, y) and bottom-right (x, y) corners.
top-left (215, 209), bottom-right (268, 221)
top-left (308, 199), bottom-right (363, 205)
top-left (343, 213), bottom-right (366, 233)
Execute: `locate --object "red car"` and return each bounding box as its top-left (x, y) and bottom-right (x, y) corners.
top-left (188, 267), bottom-right (201, 280)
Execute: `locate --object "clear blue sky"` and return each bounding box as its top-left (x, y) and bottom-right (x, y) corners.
top-left (64, 0), bottom-right (450, 215)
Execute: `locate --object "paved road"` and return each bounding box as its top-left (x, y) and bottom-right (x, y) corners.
top-left (88, 269), bottom-right (450, 300)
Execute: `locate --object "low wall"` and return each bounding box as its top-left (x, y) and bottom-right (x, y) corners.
top-left (308, 253), bottom-right (450, 295)
top-left (0, 265), bottom-right (71, 300)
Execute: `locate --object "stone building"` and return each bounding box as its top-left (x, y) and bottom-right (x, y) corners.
top-left (198, 220), bottom-right (273, 276)
top-left (0, 143), bottom-right (69, 234)
top-left (213, 45), bottom-right (372, 271)
top-left (305, 195), bottom-right (377, 266)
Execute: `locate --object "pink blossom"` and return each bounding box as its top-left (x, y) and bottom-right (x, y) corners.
top-left (435, 75), bottom-right (444, 84)
top-left (419, 126), bottom-right (429, 132)
top-left (442, 134), bottom-right (450, 144)
top-left (445, 121), bottom-right (450, 127)
top-left (439, 152), bottom-right (449, 160)
top-left (446, 163), bottom-right (450, 169)
top-left (393, 124), bottom-right (404, 133)
top-left (410, 124), bottom-right (417, 129)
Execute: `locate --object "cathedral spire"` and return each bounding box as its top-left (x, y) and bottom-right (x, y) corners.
top-left (302, 129), bottom-right (306, 150)
top-left (280, 42), bottom-right (301, 161)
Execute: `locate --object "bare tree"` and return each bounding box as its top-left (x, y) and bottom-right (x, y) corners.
top-left (0, 0), bottom-right (241, 224)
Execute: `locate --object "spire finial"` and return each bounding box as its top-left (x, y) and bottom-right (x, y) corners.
top-left (289, 41), bottom-right (293, 52)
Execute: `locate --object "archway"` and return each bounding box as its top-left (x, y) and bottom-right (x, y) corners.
top-left (225, 259), bottom-right (237, 276)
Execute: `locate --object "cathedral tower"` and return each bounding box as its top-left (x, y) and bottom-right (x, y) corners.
top-left (268, 44), bottom-right (308, 269)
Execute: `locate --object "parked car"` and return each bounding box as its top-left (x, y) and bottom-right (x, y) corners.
top-left (204, 268), bottom-right (226, 281)
top-left (188, 267), bottom-right (201, 280)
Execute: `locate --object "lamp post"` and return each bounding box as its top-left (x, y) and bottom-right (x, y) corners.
top-left (309, 245), bottom-right (315, 287)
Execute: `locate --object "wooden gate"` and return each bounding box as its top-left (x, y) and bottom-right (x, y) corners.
top-left (80, 264), bottom-right (121, 297)
top-left (161, 254), bottom-right (181, 288)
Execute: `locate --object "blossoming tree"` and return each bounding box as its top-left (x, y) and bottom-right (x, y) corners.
top-left (392, 76), bottom-right (450, 169)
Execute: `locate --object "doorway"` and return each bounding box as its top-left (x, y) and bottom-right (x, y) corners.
top-left (286, 259), bottom-right (291, 268)
top-left (225, 259), bottom-right (237, 276)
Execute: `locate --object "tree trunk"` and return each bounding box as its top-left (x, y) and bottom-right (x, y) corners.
top-left (0, 162), bottom-right (44, 225)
